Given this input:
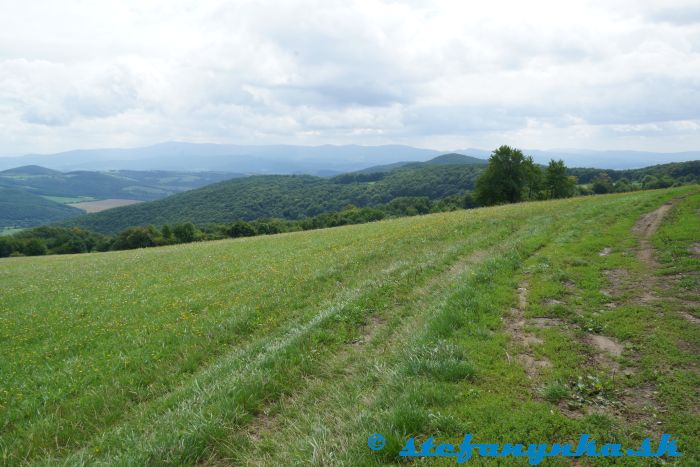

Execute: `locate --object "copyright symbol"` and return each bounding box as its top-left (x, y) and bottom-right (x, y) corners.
top-left (367, 433), bottom-right (386, 451)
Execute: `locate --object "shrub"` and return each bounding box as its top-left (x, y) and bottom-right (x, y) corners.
top-left (22, 238), bottom-right (47, 256)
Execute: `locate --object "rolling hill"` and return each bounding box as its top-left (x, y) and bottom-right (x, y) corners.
top-left (567, 160), bottom-right (700, 184)
top-left (0, 166), bottom-right (241, 230)
top-left (354, 152), bottom-right (486, 173)
top-left (1, 187), bottom-right (698, 464)
top-left (59, 158), bottom-right (486, 233)
top-left (0, 165), bottom-right (240, 201)
top-left (0, 186), bottom-right (83, 230)
top-left (58, 157), bottom-right (700, 235)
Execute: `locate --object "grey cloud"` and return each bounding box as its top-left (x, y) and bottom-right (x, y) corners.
top-left (649, 6), bottom-right (700, 25)
top-left (1, 0), bottom-right (700, 154)
top-left (266, 83), bottom-right (406, 108)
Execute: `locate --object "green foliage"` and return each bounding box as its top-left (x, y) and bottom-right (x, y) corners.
top-left (613, 177), bottom-right (635, 192)
top-left (226, 220), bottom-right (257, 238)
top-left (475, 146), bottom-right (543, 205)
top-left (22, 238), bottom-right (47, 256)
top-left (110, 226), bottom-right (160, 250)
top-left (545, 160), bottom-right (576, 198)
top-left (591, 172), bottom-right (614, 194)
top-left (642, 174), bottom-right (675, 189)
top-left (567, 160), bottom-right (700, 184)
top-left (173, 222), bottom-right (197, 243)
top-left (160, 224), bottom-right (174, 242)
top-left (0, 236), bottom-right (18, 257)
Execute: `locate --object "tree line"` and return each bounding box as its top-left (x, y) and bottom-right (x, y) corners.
top-left (0, 195), bottom-right (471, 257)
top-left (473, 145), bottom-right (695, 205)
top-left (474, 145), bottom-right (577, 205)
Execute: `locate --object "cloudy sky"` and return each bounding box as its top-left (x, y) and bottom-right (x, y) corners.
top-left (0, 0), bottom-right (699, 155)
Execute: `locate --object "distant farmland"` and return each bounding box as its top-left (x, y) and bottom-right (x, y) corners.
top-left (0, 186), bottom-right (698, 465)
top-left (68, 198), bottom-right (142, 213)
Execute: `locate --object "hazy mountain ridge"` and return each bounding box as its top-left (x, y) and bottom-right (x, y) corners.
top-left (2, 142), bottom-right (697, 173)
top-left (0, 142), bottom-right (443, 174)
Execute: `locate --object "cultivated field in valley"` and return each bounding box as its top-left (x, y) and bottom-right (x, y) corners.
top-left (67, 198), bottom-right (143, 213)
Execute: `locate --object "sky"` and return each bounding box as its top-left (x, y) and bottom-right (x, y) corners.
top-left (0, 0), bottom-right (699, 155)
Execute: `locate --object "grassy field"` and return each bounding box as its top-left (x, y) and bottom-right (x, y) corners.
top-left (1, 187), bottom-right (698, 465)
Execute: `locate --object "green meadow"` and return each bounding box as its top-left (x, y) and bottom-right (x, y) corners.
top-left (1, 187), bottom-right (698, 465)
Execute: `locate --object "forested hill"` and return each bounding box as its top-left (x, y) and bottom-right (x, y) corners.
top-left (567, 160), bottom-right (700, 184)
top-left (354, 153), bottom-right (486, 173)
top-left (0, 187), bottom-right (83, 229)
top-left (56, 157), bottom-right (700, 235)
top-left (59, 163), bottom-right (484, 234)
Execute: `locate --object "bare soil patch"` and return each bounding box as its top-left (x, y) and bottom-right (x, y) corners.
top-left (679, 311), bottom-right (700, 326)
top-left (689, 243), bottom-right (700, 258)
top-left (68, 198), bottom-right (142, 213)
top-left (632, 201), bottom-right (677, 265)
top-left (602, 268), bottom-right (631, 297)
top-left (530, 317), bottom-right (565, 328)
top-left (505, 282), bottom-right (553, 378)
top-left (587, 334), bottom-right (623, 357)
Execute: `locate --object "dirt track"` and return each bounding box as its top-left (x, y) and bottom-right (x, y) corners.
top-left (632, 201), bottom-right (674, 264)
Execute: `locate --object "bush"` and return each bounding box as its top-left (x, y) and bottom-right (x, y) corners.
top-left (111, 226), bottom-right (158, 250)
top-left (22, 238), bottom-right (47, 256)
top-left (0, 237), bottom-right (19, 257)
top-left (226, 221), bottom-right (256, 238)
top-left (591, 172), bottom-right (614, 194)
top-left (173, 223), bottom-right (197, 243)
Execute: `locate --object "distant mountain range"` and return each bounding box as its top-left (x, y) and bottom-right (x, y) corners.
top-left (1, 142), bottom-right (698, 173)
top-left (0, 143), bottom-right (441, 175)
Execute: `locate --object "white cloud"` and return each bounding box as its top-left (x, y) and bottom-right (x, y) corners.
top-left (0, 0), bottom-right (698, 154)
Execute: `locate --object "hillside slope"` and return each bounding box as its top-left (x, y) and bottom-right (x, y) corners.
top-left (60, 163), bottom-right (485, 233)
top-left (0, 186), bottom-right (83, 229)
top-left (0, 165), bottom-right (240, 201)
top-left (355, 152), bottom-right (486, 173)
top-left (1, 187), bottom-right (698, 464)
top-left (0, 166), bottom-right (242, 229)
